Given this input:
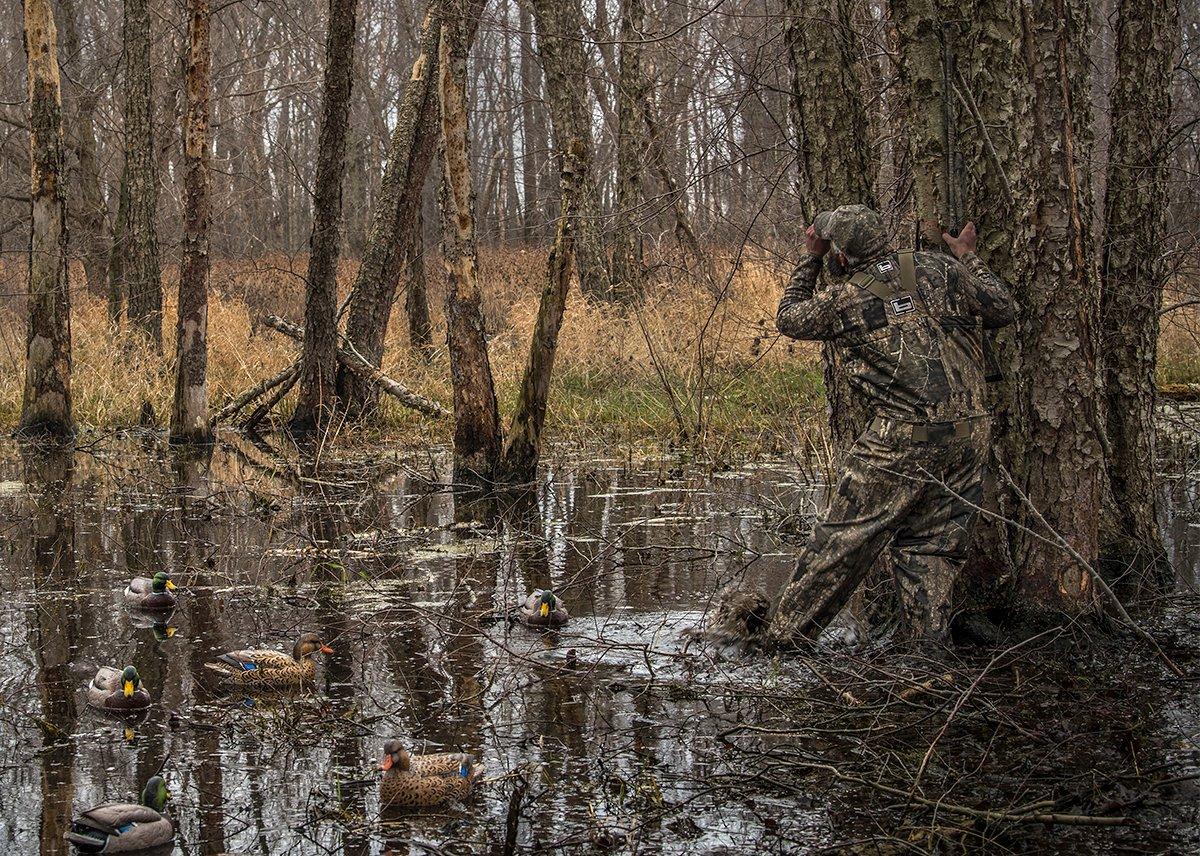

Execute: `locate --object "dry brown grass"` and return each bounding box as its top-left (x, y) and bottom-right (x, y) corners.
top-left (0, 246), bottom-right (829, 456)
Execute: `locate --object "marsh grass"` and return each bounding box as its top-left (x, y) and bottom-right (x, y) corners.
top-left (0, 247), bottom-right (828, 456)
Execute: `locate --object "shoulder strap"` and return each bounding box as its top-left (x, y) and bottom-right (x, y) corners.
top-left (899, 249), bottom-right (917, 295)
top-left (849, 270), bottom-right (902, 302)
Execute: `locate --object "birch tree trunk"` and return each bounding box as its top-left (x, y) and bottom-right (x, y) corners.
top-left (785, 0), bottom-right (876, 452)
top-left (611, 0), bottom-right (645, 302)
top-left (122, 0), bottom-right (162, 349)
top-left (1100, 0), bottom-right (1179, 573)
top-left (20, 0), bottom-right (73, 437)
top-left (528, 0), bottom-right (611, 300)
top-left (290, 0), bottom-right (359, 434)
top-left (170, 0), bottom-right (213, 444)
top-left (438, 0), bottom-right (502, 482)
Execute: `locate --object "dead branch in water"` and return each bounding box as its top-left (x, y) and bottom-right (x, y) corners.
top-left (260, 313), bottom-right (450, 419)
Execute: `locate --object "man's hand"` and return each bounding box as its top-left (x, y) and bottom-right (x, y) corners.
top-left (805, 224), bottom-right (831, 258)
top-left (942, 221), bottom-right (977, 259)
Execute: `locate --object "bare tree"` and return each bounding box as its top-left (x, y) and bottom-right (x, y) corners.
top-left (170, 0), bottom-right (213, 443)
top-left (528, 0), bottom-right (611, 300)
top-left (611, 0), bottom-right (646, 301)
top-left (438, 0), bottom-right (501, 482)
top-left (122, 0), bottom-right (162, 347)
top-left (20, 0), bottom-right (73, 437)
top-left (290, 0), bottom-right (360, 434)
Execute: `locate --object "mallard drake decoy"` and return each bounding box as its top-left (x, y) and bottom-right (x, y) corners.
top-left (519, 589), bottom-right (569, 628)
top-left (86, 665), bottom-right (152, 712)
top-left (203, 632), bottom-right (333, 689)
top-left (379, 740), bottom-right (483, 808)
top-left (64, 775), bottom-right (173, 853)
top-left (124, 572), bottom-right (178, 611)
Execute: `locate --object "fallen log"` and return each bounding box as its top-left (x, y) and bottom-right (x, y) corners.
top-left (211, 361), bottom-right (300, 426)
top-left (244, 361), bottom-right (302, 430)
top-left (260, 314), bottom-right (450, 419)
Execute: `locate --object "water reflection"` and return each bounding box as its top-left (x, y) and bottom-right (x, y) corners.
top-left (1, 435), bottom-right (1196, 853)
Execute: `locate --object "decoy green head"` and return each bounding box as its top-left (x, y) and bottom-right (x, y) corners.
top-left (151, 572), bottom-right (177, 593)
top-left (538, 590), bottom-right (558, 617)
top-left (121, 666), bottom-right (141, 698)
top-left (139, 776), bottom-right (170, 812)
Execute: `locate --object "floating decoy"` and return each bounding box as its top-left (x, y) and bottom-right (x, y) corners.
top-left (519, 589), bottom-right (569, 628)
top-left (64, 775), bottom-right (173, 853)
top-left (124, 572), bottom-right (178, 611)
top-left (203, 632), bottom-right (333, 688)
top-left (379, 740), bottom-right (483, 807)
top-left (86, 665), bottom-right (152, 713)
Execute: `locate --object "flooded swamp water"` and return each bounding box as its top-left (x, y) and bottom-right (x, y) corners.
top-left (0, 430), bottom-right (1199, 855)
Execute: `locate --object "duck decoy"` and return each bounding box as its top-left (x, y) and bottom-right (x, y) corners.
top-left (64, 775), bottom-right (173, 853)
top-left (203, 632), bottom-right (333, 689)
top-left (86, 665), bottom-right (152, 713)
top-left (124, 572), bottom-right (178, 611)
top-left (379, 740), bottom-right (483, 808)
top-left (519, 589), bottom-right (569, 628)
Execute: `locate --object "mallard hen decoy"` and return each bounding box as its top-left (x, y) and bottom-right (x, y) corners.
top-left (86, 665), bottom-right (152, 712)
top-left (203, 632), bottom-right (333, 689)
top-left (519, 589), bottom-right (569, 628)
top-left (379, 740), bottom-right (484, 807)
top-left (64, 775), bottom-right (172, 853)
top-left (124, 572), bottom-right (178, 611)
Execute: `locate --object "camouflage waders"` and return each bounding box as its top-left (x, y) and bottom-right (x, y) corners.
top-left (769, 416), bottom-right (989, 645)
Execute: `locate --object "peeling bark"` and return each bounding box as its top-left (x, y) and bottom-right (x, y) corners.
top-left (20, 0), bottom-right (73, 437)
top-left (438, 1), bottom-right (502, 482)
top-left (1010, 0), bottom-right (1103, 614)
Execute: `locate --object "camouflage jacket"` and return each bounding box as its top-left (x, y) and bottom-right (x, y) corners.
top-left (777, 250), bottom-right (1015, 425)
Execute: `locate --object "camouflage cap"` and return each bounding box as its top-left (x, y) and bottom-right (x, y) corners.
top-left (813, 204), bottom-right (889, 263)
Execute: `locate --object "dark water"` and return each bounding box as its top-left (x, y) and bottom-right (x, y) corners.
top-left (1, 432), bottom-right (1199, 855)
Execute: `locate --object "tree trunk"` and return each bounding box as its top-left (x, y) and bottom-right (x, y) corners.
top-left (500, 142), bottom-right (585, 482)
top-left (529, 0), bottom-right (611, 300)
top-left (1010, 0), bottom-right (1103, 614)
top-left (57, 0), bottom-right (108, 301)
top-left (786, 0), bottom-right (877, 452)
top-left (518, 0), bottom-right (547, 240)
top-left (290, 0), bottom-right (360, 434)
top-left (611, 0), bottom-right (645, 302)
top-left (107, 163), bottom-right (129, 324)
top-left (170, 0), bottom-right (213, 444)
top-left (438, 0), bottom-right (502, 483)
top-left (122, 0), bottom-right (162, 349)
top-left (1099, 0), bottom-right (1179, 573)
top-left (404, 203), bottom-right (433, 355)
top-left (890, 0), bottom-right (959, 247)
top-left (20, 0), bottom-right (73, 437)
